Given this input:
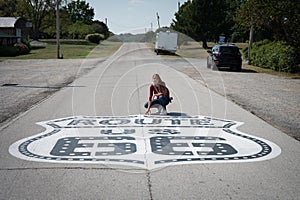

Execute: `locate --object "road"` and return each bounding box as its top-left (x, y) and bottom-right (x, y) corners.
top-left (0, 59), bottom-right (104, 125)
top-left (1, 43), bottom-right (299, 199)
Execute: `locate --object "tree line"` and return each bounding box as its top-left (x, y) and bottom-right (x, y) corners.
top-left (0, 0), bottom-right (110, 40)
top-left (171, 0), bottom-right (299, 49)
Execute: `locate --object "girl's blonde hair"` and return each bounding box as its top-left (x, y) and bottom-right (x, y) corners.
top-left (152, 74), bottom-right (165, 86)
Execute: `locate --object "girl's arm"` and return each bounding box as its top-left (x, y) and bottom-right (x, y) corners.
top-left (154, 92), bottom-right (163, 97)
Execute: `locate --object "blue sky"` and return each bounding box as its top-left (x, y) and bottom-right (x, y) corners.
top-left (86, 0), bottom-right (188, 34)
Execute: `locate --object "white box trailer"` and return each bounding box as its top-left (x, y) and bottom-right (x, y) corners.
top-left (155, 31), bottom-right (178, 54)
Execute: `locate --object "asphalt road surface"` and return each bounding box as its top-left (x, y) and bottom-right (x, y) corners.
top-left (1, 43), bottom-right (299, 199)
top-left (0, 59), bottom-right (104, 125)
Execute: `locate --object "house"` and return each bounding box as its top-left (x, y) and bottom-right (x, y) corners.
top-left (0, 17), bottom-right (32, 46)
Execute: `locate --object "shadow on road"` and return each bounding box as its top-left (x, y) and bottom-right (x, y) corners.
top-left (217, 68), bottom-right (257, 73)
top-left (167, 112), bottom-right (190, 117)
top-left (1, 84), bottom-right (85, 89)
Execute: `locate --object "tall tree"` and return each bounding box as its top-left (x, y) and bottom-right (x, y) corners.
top-left (68, 20), bottom-right (91, 39)
top-left (91, 20), bottom-right (109, 39)
top-left (235, 0), bottom-right (299, 47)
top-left (13, 0), bottom-right (69, 39)
top-left (0, 0), bottom-right (18, 17)
top-left (15, 0), bottom-right (57, 39)
top-left (172, 0), bottom-right (232, 48)
top-left (171, 1), bottom-right (192, 35)
top-left (64, 0), bottom-right (94, 25)
top-left (266, 0), bottom-right (299, 47)
top-left (43, 8), bottom-right (72, 38)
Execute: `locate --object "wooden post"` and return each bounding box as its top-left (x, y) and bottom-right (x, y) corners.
top-left (248, 25), bottom-right (254, 65)
top-left (56, 0), bottom-right (62, 59)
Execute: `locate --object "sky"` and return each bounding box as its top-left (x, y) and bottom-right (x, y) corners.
top-left (86, 0), bottom-right (188, 34)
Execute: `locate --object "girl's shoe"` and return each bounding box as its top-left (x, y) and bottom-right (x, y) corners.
top-left (159, 106), bottom-right (167, 115)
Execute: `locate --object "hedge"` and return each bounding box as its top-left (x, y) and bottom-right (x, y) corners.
top-left (15, 43), bottom-right (30, 55)
top-left (40, 39), bottom-right (91, 45)
top-left (85, 33), bottom-right (104, 44)
top-left (0, 46), bottom-right (19, 56)
top-left (0, 42), bottom-right (30, 57)
top-left (242, 40), bottom-right (297, 73)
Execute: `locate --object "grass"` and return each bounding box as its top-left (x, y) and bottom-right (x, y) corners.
top-left (85, 41), bottom-right (123, 58)
top-left (242, 64), bottom-right (300, 79)
top-left (40, 39), bottom-right (91, 45)
top-left (0, 40), bottom-right (123, 59)
top-left (177, 42), bottom-right (207, 59)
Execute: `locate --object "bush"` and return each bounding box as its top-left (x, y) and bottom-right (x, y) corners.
top-left (0, 42), bottom-right (31, 57)
top-left (242, 40), bottom-right (297, 73)
top-left (242, 39), bottom-right (271, 61)
top-left (241, 45), bottom-right (248, 60)
top-left (21, 39), bottom-right (32, 50)
top-left (14, 43), bottom-right (30, 55)
top-left (85, 33), bottom-right (104, 44)
top-left (0, 46), bottom-right (18, 56)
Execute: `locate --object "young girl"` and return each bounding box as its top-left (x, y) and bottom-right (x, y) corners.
top-left (144, 74), bottom-right (170, 115)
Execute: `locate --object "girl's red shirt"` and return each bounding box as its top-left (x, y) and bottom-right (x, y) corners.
top-left (148, 84), bottom-right (169, 101)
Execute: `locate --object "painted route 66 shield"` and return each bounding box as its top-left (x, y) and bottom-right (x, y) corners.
top-left (9, 115), bottom-right (281, 170)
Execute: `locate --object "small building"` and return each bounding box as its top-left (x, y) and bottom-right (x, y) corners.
top-left (0, 17), bottom-right (32, 46)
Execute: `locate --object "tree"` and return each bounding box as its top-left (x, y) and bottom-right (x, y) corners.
top-left (14, 0), bottom-right (59, 39)
top-left (171, 1), bottom-right (192, 39)
top-left (91, 20), bottom-right (109, 39)
top-left (64, 0), bottom-right (94, 25)
top-left (141, 31), bottom-right (155, 43)
top-left (0, 0), bottom-right (18, 17)
top-left (172, 0), bottom-right (232, 48)
top-left (68, 21), bottom-right (92, 39)
top-left (234, 0), bottom-right (300, 63)
top-left (266, 0), bottom-right (299, 47)
top-left (43, 8), bottom-right (72, 38)
top-left (235, 0), bottom-right (299, 47)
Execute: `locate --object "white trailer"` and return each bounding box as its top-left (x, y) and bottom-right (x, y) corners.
top-left (155, 31), bottom-right (178, 54)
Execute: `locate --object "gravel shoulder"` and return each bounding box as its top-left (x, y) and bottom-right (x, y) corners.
top-left (0, 58), bottom-right (105, 127)
top-left (160, 57), bottom-right (300, 141)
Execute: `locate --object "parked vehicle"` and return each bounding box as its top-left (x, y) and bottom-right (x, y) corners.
top-left (155, 31), bottom-right (178, 55)
top-left (207, 44), bottom-right (242, 71)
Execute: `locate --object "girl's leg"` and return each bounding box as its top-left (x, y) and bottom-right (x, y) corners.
top-left (151, 99), bottom-right (161, 106)
top-left (158, 96), bottom-right (169, 107)
top-left (145, 99), bottom-right (161, 108)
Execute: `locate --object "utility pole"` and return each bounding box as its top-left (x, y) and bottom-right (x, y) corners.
top-left (105, 18), bottom-right (108, 26)
top-left (178, 1), bottom-right (180, 11)
top-left (248, 24), bottom-right (254, 65)
top-left (151, 22), bottom-right (153, 32)
top-left (156, 12), bottom-right (160, 29)
top-left (56, 0), bottom-right (62, 59)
